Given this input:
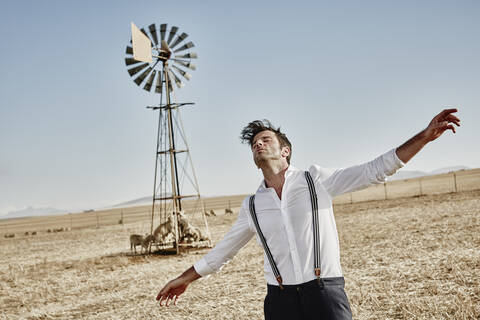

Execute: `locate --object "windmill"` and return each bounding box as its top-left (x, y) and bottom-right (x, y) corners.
top-left (125, 22), bottom-right (211, 254)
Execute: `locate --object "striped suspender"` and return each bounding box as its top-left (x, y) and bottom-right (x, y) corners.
top-left (304, 171), bottom-right (322, 283)
top-left (248, 195), bottom-right (284, 289)
top-left (248, 171), bottom-right (322, 288)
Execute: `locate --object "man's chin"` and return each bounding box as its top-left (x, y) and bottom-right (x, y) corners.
top-left (253, 155), bottom-right (276, 168)
top-left (253, 156), bottom-right (267, 168)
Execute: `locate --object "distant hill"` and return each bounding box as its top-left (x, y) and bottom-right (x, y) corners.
top-left (388, 166), bottom-right (470, 181)
top-left (111, 196), bottom-right (153, 208)
top-left (0, 206), bottom-right (66, 220)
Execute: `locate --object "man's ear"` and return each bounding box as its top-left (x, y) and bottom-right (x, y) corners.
top-left (281, 146), bottom-right (290, 158)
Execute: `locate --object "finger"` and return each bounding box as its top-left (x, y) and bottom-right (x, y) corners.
top-left (166, 295), bottom-right (172, 307)
top-left (174, 295), bottom-right (179, 306)
top-left (446, 114), bottom-right (461, 126)
top-left (436, 121), bottom-right (456, 134)
top-left (156, 291), bottom-right (163, 301)
top-left (446, 114), bottom-right (460, 122)
top-left (434, 108), bottom-right (458, 121)
top-left (158, 296), bottom-right (164, 306)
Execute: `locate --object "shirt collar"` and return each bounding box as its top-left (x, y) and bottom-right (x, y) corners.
top-left (257, 164), bottom-right (299, 191)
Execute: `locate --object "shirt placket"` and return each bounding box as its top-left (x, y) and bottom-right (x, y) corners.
top-left (280, 175), bottom-right (304, 284)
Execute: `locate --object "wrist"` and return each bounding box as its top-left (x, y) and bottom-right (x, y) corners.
top-left (180, 266), bottom-right (201, 283)
top-left (418, 129), bottom-right (431, 143)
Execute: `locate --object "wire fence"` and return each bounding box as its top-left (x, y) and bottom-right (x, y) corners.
top-left (333, 168), bottom-right (480, 204)
top-left (2, 169), bottom-right (479, 236)
top-left (0, 194), bottom-right (248, 235)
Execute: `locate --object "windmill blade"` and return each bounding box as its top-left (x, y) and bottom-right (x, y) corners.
top-left (170, 32), bottom-right (188, 49)
top-left (173, 59), bottom-right (196, 70)
top-left (131, 22), bottom-right (152, 63)
top-left (161, 40), bottom-right (172, 55)
top-left (125, 57), bottom-right (145, 66)
top-left (148, 24), bottom-right (159, 46)
top-left (143, 70), bottom-right (156, 91)
top-left (134, 67), bottom-right (153, 86)
top-left (127, 62), bottom-right (149, 76)
top-left (174, 52), bottom-right (197, 59)
top-left (155, 70), bottom-right (162, 94)
top-left (126, 46), bottom-right (133, 55)
top-left (173, 41), bottom-right (194, 53)
top-left (167, 26), bottom-right (178, 45)
top-left (171, 65), bottom-right (191, 81)
top-left (160, 24), bottom-right (167, 41)
top-left (169, 69), bottom-right (184, 88)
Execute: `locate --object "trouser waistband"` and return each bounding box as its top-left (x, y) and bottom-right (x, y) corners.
top-left (267, 277), bottom-right (345, 294)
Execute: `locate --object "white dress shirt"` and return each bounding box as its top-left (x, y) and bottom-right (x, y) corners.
top-left (194, 148), bottom-right (404, 285)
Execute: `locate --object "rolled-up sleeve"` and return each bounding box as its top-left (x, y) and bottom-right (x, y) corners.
top-left (193, 202), bottom-right (255, 277)
top-left (317, 148), bottom-right (405, 198)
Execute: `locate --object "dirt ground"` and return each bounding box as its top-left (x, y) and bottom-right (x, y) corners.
top-left (1, 190), bottom-right (479, 319)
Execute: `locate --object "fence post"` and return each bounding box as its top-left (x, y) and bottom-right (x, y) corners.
top-left (349, 192), bottom-right (353, 204)
top-left (69, 213), bottom-right (73, 230)
top-left (96, 212), bottom-right (99, 229)
top-left (419, 177), bottom-right (423, 196)
top-left (453, 172), bottom-right (458, 193)
top-left (121, 211), bottom-right (124, 225)
top-left (383, 182), bottom-right (388, 200)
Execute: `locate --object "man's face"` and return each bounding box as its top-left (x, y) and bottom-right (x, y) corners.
top-left (251, 130), bottom-right (289, 167)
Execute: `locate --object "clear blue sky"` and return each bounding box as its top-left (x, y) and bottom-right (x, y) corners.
top-left (1, 0), bottom-right (479, 215)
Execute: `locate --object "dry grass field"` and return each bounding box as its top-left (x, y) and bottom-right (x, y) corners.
top-left (1, 189), bottom-right (479, 320)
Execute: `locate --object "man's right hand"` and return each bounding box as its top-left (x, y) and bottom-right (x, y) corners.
top-left (156, 266), bottom-right (201, 306)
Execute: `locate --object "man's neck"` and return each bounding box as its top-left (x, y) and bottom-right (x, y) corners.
top-left (261, 161), bottom-right (289, 199)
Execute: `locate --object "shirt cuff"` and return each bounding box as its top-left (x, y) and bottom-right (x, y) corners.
top-left (193, 257), bottom-right (215, 277)
top-left (392, 148), bottom-right (405, 168)
top-left (382, 148), bottom-right (405, 176)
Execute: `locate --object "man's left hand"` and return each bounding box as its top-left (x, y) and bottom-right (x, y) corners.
top-left (423, 108), bottom-right (460, 142)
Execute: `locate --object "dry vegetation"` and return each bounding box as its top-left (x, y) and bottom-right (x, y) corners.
top-left (1, 190), bottom-right (479, 319)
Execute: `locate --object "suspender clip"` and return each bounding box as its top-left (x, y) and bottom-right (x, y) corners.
top-left (314, 268), bottom-right (322, 285)
top-left (276, 276), bottom-right (284, 290)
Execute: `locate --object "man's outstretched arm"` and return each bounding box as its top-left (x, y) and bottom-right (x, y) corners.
top-left (320, 108), bottom-right (461, 197)
top-left (395, 108), bottom-right (460, 164)
top-left (156, 266), bottom-right (201, 306)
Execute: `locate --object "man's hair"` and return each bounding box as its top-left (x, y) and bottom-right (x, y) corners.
top-left (240, 119), bottom-right (292, 164)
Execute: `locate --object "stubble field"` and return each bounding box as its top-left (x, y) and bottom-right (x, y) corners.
top-left (1, 190), bottom-right (479, 319)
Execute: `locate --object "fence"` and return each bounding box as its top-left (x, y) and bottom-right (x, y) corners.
top-left (333, 168), bottom-right (480, 204)
top-left (2, 169), bottom-right (479, 235)
top-left (0, 194), bottom-right (248, 235)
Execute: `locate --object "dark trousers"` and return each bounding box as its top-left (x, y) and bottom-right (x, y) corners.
top-left (264, 277), bottom-right (353, 320)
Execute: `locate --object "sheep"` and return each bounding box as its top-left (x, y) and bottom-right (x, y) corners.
top-left (25, 231), bottom-right (30, 236)
top-left (4, 233), bottom-right (15, 238)
top-left (176, 212), bottom-right (210, 243)
top-left (142, 234), bottom-right (155, 254)
top-left (130, 234), bottom-right (144, 255)
top-left (31, 231), bottom-right (37, 235)
top-left (225, 208), bottom-right (233, 215)
top-left (153, 216), bottom-right (175, 244)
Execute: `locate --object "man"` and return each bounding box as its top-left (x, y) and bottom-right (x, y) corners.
top-left (156, 109), bottom-right (460, 319)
